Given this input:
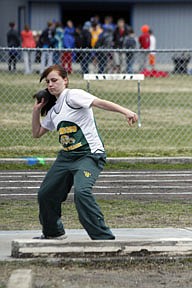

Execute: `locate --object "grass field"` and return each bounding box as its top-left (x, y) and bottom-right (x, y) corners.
top-left (1, 69), bottom-right (192, 287)
top-left (0, 161), bottom-right (192, 232)
top-left (0, 198), bottom-right (191, 231)
top-left (1, 71), bottom-right (192, 157)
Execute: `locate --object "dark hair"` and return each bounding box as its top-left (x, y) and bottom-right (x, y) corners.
top-left (35, 65), bottom-right (68, 116)
top-left (47, 21), bottom-right (53, 28)
top-left (40, 64), bottom-right (68, 83)
top-left (149, 29), bottom-right (153, 34)
top-left (9, 22), bottom-right (15, 28)
top-left (24, 24), bottom-right (30, 31)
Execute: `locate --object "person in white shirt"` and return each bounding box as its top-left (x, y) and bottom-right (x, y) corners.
top-left (32, 64), bottom-right (138, 240)
top-left (149, 29), bottom-right (156, 70)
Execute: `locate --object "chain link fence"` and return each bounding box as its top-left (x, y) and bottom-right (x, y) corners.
top-left (0, 47), bottom-right (192, 158)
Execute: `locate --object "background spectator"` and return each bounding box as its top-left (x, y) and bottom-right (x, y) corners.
top-left (53, 22), bottom-right (64, 64)
top-left (102, 16), bottom-right (116, 32)
top-left (123, 27), bottom-right (137, 73)
top-left (7, 21), bottom-right (20, 72)
top-left (21, 24), bottom-right (36, 74)
top-left (90, 17), bottom-right (103, 72)
top-left (90, 17), bottom-right (103, 48)
top-left (38, 21), bottom-right (55, 73)
top-left (61, 20), bottom-right (75, 74)
top-left (95, 25), bottom-right (114, 73)
top-left (32, 31), bottom-right (41, 64)
top-left (138, 24), bottom-right (150, 72)
top-left (113, 18), bottom-right (129, 72)
top-left (75, 21), bottom-right (92, 75)
top-left (148, 29), bottom-right (156, 71)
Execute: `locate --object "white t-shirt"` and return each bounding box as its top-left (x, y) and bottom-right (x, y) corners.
top-left (41, 88), bottom-right (105, 153)
top-left (149, 34), bottom-right (156, 54)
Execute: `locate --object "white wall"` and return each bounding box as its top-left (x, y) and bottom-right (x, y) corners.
top-left (0, 0), bottom-right (26, 46)
top-left (1, 0), bottom-right (192, 48)
top-left (133, 3), bottom-right (192, 49)
top-left (30, 2), bottom-right (60, 32)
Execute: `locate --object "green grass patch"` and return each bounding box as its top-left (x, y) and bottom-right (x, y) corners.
top-left (1, 72), bottom-right (192, 156)
top-left (2, 161), bottom-right (192, 171)
top-left (0, 199), bottom-right (191, 230)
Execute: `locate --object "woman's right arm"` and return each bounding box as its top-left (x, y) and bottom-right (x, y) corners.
top-left (32, 100), bottom-right (48, 138)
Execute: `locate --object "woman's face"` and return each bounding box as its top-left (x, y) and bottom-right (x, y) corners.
top-left (46, 70), bottom-right (68, 97)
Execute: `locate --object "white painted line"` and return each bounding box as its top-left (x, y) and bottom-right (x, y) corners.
top-left (99, 179), bottom-right (192, 183)
top-left (1, 185), bottom-right (192, 189)
top-left (0, 180), bottom-right (41, 183)
top-left (1, 173), bottom-right (192, 179)
top-left (100, 173), bottom-right (192, 177)
top-left (102, 172), bottom-right (192, 175)
top-left (101, 171), bottom-right (192, 174)
top-left (100, 175), bottom-right (192, 178)
top-left (1, 192), bottom-right (192, 197)
top-left (0, 175), bottom-right (45, 179)
top-left (97, 192), bottom-right (192, 195)
top-left (26, 174), bottom-right (192, 179)
top-left (93, 192), bottom-right (192, 195)
top-left (0, 172), bottom-right (45, 174)
top-left (1, 171), bottom-right (192, 175)
top-left (0, 175), bottom-right (23, 178)
top-left (99, 185), bottom-right (192, 189)
top-left (1, 179), bottom-right (192, 184)
top-left (104, 171), bottom-right (192, 175)
top-left (94, 185), bottom-right (192, 189)
top-left (0, 187), bottom-right (40, 189)
top-left (0, 194), bottom-right (37, 196)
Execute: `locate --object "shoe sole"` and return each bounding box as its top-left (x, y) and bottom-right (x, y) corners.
top-left (47, 234), bottom-right (68, 240)
top-left (33, 234), bottom-right (67, 240)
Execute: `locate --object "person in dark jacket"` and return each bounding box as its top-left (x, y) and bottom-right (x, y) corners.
top-left (7, 21), bottom-right (20, 71)
top-left (75, 21), bottom-right (92, 75)
top-left (124, 28), bottom-right (137, 73)
top-left (95, 26), bottom-right (114, 73)
top-left (113, 18), bottom-right (130, 72)
top-left (38, 21), bottom-right (55, 73)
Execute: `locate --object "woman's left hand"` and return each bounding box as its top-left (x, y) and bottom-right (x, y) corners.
top-left (126, 112), bottom-right (138, 126)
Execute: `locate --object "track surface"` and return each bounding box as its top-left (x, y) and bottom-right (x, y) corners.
top-left (0, 170), bottom-right (192, 201)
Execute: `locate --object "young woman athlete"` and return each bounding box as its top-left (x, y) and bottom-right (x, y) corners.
top-left (32, 64), bottom-right (138, 240)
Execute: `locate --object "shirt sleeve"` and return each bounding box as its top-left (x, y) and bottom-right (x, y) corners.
top-left (41, 109), bottom-right (55, 131)
top-left (67, 89), bottom-right (96, 109)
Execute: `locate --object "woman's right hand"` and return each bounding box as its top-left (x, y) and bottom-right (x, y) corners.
top-left (33, 97), bottom-right (46, 112)
top-left (32, 98), bottom-right (48, 138)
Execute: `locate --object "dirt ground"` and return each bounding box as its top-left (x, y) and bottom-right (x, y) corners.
top-left (0, 259), bottom-right (192, 288)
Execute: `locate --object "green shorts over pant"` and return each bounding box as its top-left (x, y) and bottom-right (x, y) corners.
top-left (38, 150), bottom-right (115, 240)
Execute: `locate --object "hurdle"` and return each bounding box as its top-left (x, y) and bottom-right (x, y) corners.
top-left (83, 74), bottom-right (145, 128)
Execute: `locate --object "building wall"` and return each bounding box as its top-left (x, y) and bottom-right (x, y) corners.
top-left (0, 0), bottom-right (192, 49)
top-left (0, 0), bottom-right (27, 46)
top-left (133, 3), bottom-right (192, 49)
top-left (30, 2), bottom-right (60, 32)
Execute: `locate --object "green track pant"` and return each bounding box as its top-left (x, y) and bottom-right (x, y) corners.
top-left (38, 150), bottom-right (115, 240)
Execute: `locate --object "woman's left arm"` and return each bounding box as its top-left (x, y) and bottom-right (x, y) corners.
top-left (92, 97), bottom-right (138, 126)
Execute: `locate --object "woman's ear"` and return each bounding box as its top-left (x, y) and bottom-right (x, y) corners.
top-left (64, 77), bottom-right (69, 88)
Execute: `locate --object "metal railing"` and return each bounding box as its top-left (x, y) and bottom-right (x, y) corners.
top-left (0, 47), bottom-right (192, 157)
